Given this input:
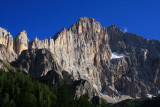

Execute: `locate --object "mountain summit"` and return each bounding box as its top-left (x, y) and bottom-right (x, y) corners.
top-left (0, 17), bottom-right (160, 103)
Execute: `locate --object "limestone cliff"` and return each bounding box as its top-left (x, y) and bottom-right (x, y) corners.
top-left (14, 30), bottom-right (29, 56)
top-left (0, 27), bottom-right (17, 62)
top-left (0, 27), bottom-right (14, 51)
top-left (1, 17), bottom-right (160, 103)
top-left (29, 37), bottom-right (54, 53)
top-left (0, 28), bottom-right (29, 58)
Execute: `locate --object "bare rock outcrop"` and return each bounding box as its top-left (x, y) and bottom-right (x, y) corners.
top-left (14, 30), bottom-right (29, 56)
top-left (102, 25), bottom-right (160, 99)
top-left (50, 18), bottom-right (111, 95)
top-left (0, 28), bottom-right (17, 62)
top-left (11, 49), bottom-right (61, 78)
top-left (0, 44), bottom-right (17, 62)
top-left (29, 37), bottom-right (54, 53)
top-left (0, 27), bottom-right (14, 51)
top-left (11, 48), bottom-right (99, 100)
top-left (1, 17), bottom-right (160, 103)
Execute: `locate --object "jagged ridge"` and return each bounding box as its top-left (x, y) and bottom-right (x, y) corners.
top-left (1, 17), bottom-right (160, 103)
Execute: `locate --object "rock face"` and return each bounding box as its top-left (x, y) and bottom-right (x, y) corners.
top-left (0, 44), bottom-right (17, 62)
top-left (29, 37), bottom-right (54, 53)
top-left (14, 17), bottom-right (112, 96)
top-left (0, 27), bottom-right (14, 51)
top-left (1, 17), bottom-right (160, 102)
top-left (51, 17), bottom-right (112, 94)
top-left (0, 28), bottom-right (17, 62)
top-left (0, 28), bottom-right (29, 59)
top-left (11, 49), bottom-right (61, 78)
top-left (11, 48), bottom-right (99, 99)
top-left (0, 59), bottom-right (17, 72)
top-left (14, 30), bottom-right (29, 56)
top-left (104, 27), bottom-right (160, 98)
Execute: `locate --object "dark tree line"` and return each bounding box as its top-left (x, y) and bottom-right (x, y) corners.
top-left (0, 70), bottom-right (110, 107)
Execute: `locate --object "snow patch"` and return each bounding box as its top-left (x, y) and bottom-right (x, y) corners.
top-left (146, 94), bottom-right (155, 98)
top-left (111, 52), bottom-right (125, 59)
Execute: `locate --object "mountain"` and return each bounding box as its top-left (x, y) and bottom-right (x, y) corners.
top-left (0, 27), bottom-right (17, 62)
top-left (0, 17), bottom-right (160, 103)
top-left (0, 60), bottom-right (110, 107)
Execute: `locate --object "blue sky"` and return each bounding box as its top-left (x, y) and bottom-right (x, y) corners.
top-left (0, 0), bottom-right (160, 41)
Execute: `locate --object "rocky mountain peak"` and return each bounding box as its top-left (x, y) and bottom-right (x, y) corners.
top-left (16, 30), bottom-right (28, 40)
top-left (1, 17), bottom-right (160, 103)
top-left (0, 27), bottom-right (17, 62)
top-left (78, 17), bottom-right (99, 24)
top-left (20, 30), bottom-right (27, 34)
top-left (14, 30), bottom-right (29, 56)
top-left (68, 17), bottom-right (102, 35)
top-left (33, 37), bottom-right (39, 42)
top-left (107, 24), bottom-right (122, 34)
top-left (0, 27), bottom-right (14, 51)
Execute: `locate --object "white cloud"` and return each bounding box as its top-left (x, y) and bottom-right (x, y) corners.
top-left (123, 27), bottom-right (128, 33)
